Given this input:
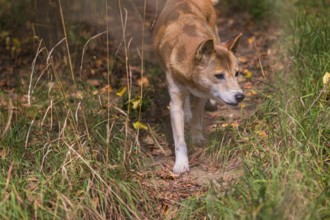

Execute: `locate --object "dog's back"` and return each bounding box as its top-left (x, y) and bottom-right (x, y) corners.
top-left (152, 0), bottom-right (218, 74)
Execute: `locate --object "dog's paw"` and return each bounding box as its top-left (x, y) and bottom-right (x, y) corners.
top-left (191, 133), bottom-right (205, 146)
top-left (173, 157), bottom-right (189, 174)
top-left (184, 112), bottom-right (192, 124)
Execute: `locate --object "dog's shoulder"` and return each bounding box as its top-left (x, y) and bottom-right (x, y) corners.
top-left (152, 0), bottom-right (216, 37)
top-left (152, 0), bottom-right (218, 76)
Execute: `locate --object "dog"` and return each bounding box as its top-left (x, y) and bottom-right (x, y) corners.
top-left (152, 0), bottom-right (244, 174)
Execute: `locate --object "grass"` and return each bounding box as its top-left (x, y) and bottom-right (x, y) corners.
top-left (175, 1), bottom-right (330, 219)
top-left (1, 0), bottom-right (330, 219)
top-left (0, 79), bottom-right (151, 219)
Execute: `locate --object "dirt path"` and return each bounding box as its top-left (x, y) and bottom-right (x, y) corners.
top-left (0, 1), bottom-right (280, 216)
top-left (140, 6), bottom-right (280, 214)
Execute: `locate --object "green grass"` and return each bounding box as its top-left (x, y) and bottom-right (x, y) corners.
top-left (1, 0), bottom-right (330, 219)
top-left (175, 1), bottom-right (330, 219)
top-left (0, 83), bottom-right (152, 219)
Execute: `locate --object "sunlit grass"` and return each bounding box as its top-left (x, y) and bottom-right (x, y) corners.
top-left (176, 0), bottom-right (330, 219)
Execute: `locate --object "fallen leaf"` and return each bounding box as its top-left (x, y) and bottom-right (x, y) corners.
top-left (0, 148), bottom-right (6, 159)
top-left (222, 122), bottom-right (239, 128)
top-left (131, 97), bottom-right (141, 109)
top-left (243, 69), bottom-right (253, 78)
top-left (243, 82), bottom-right (253, 89)
top-left (137, 77), bottom-right (149, 87)
top-left (70, 91), bottom-right (84, 100)
top-left (247, 90), bottom-right (257, 96)
top-left (323, 72), bottom-right (330, 85)
top-left (257, 131), bottom-right (268, 138)
top-left (247, 36), bottom-right (255, 46)
top-left (97, 85), bottom-right (112, 95)
top-left (93, 196), bottom-right (100, 208)
top-left (133, 121), bottom-right (148, 130)
top-left (87, 79), bottom-right (101, 87)
top-left (116, 87), bottom-right (127, 97)
top-left (238, 57), bottom-right (248, 63)
top-left (322, 72), bottom-right (330, 102)
top-left (95, 58), bottom-right (104, 68)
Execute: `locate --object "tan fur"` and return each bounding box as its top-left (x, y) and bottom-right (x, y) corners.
top-left (152, 0), bottom-right (244, 174)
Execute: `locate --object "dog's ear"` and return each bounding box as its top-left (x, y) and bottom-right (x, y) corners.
top-left (222, 33), bottom-right (243, 53)
top-left (196, 39), bottom-right (215, 63)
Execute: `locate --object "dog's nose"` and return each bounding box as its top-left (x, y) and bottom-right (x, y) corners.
top-left (235, 93), bottom-right (245, 103)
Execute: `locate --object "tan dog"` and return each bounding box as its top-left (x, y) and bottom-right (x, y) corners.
top-left (152, 0), bottom-right (244, 174)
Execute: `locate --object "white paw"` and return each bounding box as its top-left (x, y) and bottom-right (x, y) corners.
top-left (173, 156), bottom-right (189, 174)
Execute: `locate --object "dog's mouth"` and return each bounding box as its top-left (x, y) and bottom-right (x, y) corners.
top-left (214, 97), bottom-right (239, 106)
top-left (224, 101), bottom-right (239, 106)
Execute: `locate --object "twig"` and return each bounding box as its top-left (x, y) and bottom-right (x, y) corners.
top-left (148, 124), bottom-right (168, 156)
top-left (25, 119), bottom-right (35, 148)
top-left (46, 38), bottom-right (66, 64)
top-left (79, 31), bottom-right (107, 77)
top-left (28, 40), bottom-right (45, 106)
top-left (1, 98), bottom-right (13, 139)
top-left (253, 39), bottom-right (265, 78)
top-left (4, 162), bottom-right (13, 191)
top-left (58, 0), bottom-right (76, 89)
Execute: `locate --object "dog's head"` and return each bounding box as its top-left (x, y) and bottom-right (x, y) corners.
top-left (192, 33), bottom-right (244, 106)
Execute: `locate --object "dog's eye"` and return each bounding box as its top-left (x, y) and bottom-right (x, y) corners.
top-left (215, 73), bottom-right (225, 80)
top-left (235, 71), bottom-right (240, 77)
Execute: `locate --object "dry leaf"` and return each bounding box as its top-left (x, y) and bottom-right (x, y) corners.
top-left (116, 87), bottom-right (127, 97)
top-left (322, 72), bottom-right (330, 102)
top-left (70, 91), bottom-right (83, 100)
top-left (0, 148), bottom-right (6, 159)
top-left (247, 36), bottom-right (255, 46)
top-left (238, 57), bottom-right (248, 63)
top-left (240, 103), bottom-right (247, 108)
top-left (323, 72), bottom-right (330, 85)
top-left (137, 77), bottom-right (149, 87)
top-left (97, 85), bottom-right (112, 95)
top-left (87, 79), bottom-right (101, 87)
top-left (243, 69), bottom-right (253, 78)
top-left (131, 98), bottom-right (141, 109)
top-left (247, 90), bottom-right (257, 96)
top-left (93, 196), bottom-right (100, 208)
top-left (243, 82), bottom-right (253, 89)
top-left (133, 121), bottom-right (148, 130)
top-left (257, 131), bottom-right (268, 138)
top-left (222, 122), bottom-right (239, 128)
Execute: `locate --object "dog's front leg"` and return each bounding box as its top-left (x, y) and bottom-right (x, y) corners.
top-left (167, 73), bottom-right (189, 174)
top-left (191, 97), bottom-right (207, 146)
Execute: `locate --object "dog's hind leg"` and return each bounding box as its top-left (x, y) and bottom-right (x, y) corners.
top-left (183, 95), bottom-right (192, 124)
top-left (190, 97), bottom-right (207, 146)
